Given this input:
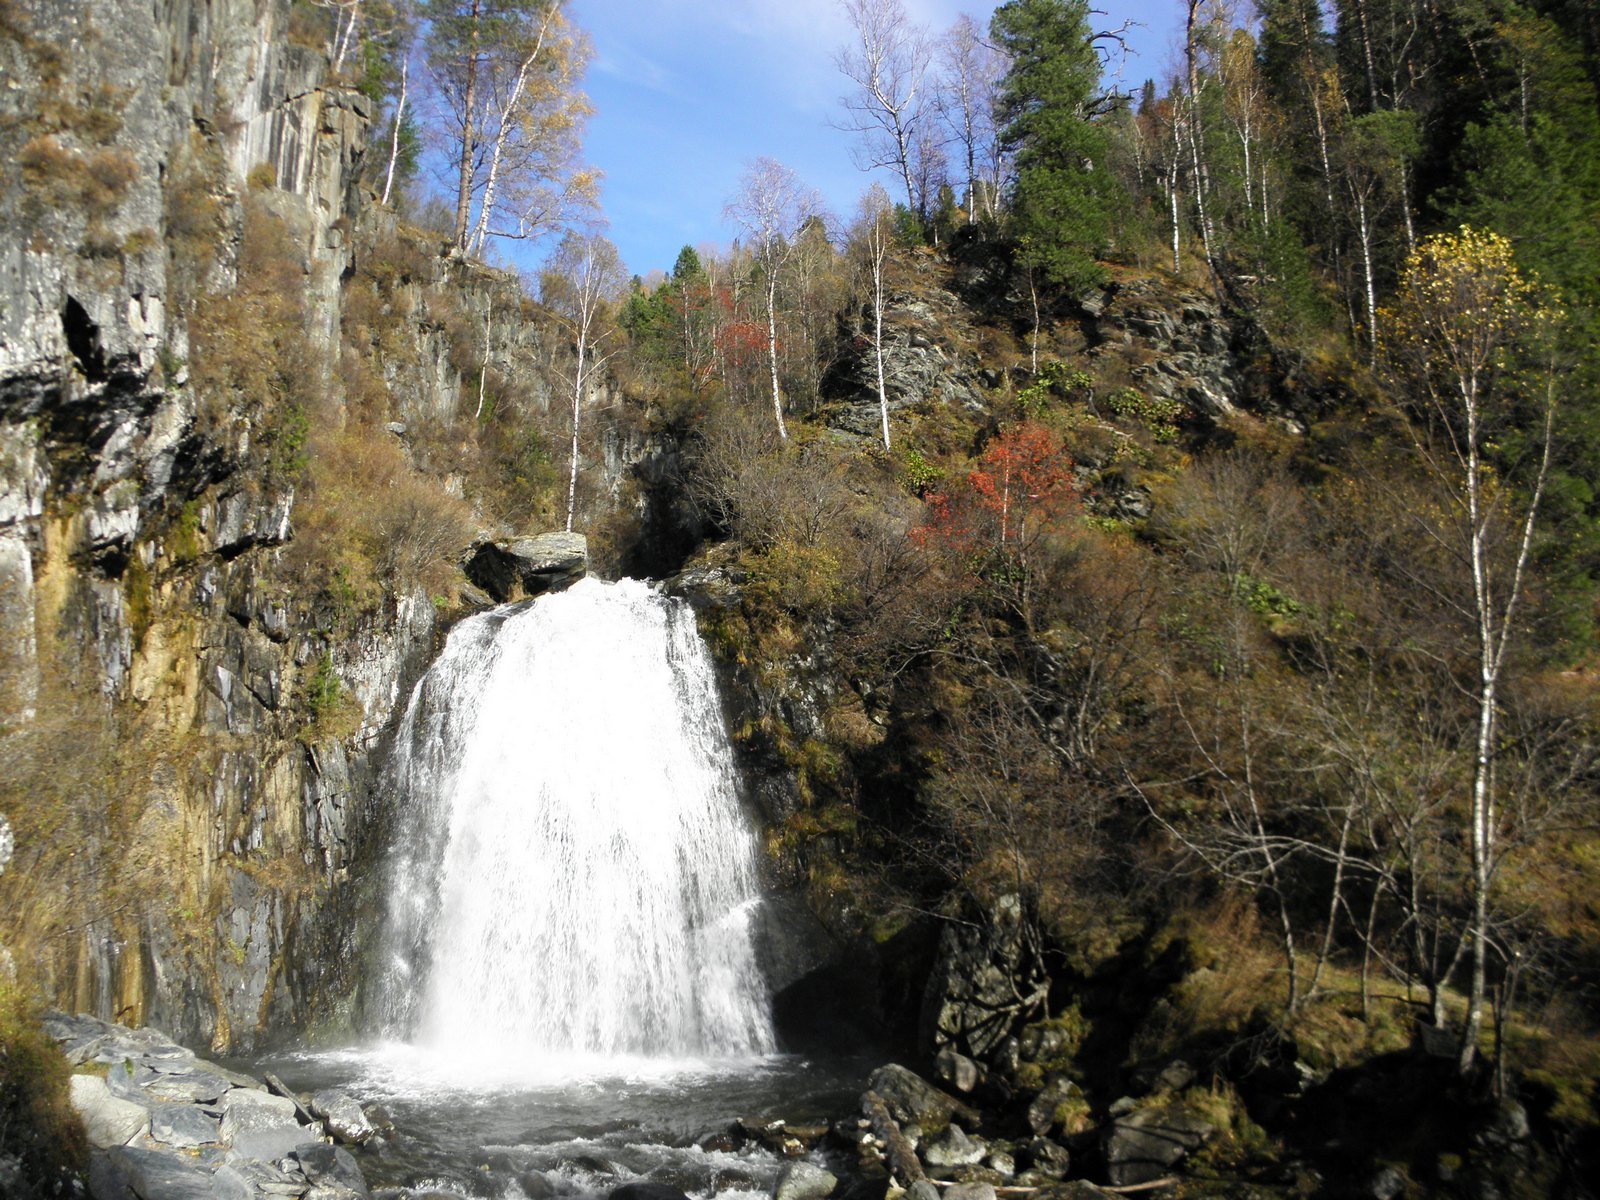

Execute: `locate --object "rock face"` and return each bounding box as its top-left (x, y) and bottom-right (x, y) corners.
top-left (0, 0), bottom-right (567, 1050)
top-left (921, 894), bottom-right (1049, 1061)
top-left (465, 532), bottom-right (589, 602)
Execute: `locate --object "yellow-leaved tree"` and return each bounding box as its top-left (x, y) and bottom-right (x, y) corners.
top-left (1380, 226), bottom-right (1560, 1077)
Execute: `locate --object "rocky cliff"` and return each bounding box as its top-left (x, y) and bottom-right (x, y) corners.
top-left (0, 0), bottom-right (579, 1051)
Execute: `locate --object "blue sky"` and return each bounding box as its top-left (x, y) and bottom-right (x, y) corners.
top-left (563, 0), bottom-right (1184, 278)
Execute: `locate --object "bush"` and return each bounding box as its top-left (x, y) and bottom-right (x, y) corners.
top-left (0, 987), bottom-right (86, 1196)
top-left (285, 417), bottom-right (476, 619)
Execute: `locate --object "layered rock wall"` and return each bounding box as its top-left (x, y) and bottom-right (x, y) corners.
top-left (0, 0), bottom-right (535, 1050)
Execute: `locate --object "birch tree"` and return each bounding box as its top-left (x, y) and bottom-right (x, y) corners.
top-left (723, 158), bottom-right (824, 441)
top-left (1380, 227), bottom-right (1559, 1076)
top-left (543, 231), bottom-right (625, 532)
top-left (855, 184), bottom-right (895, 450)
top-left (935, 15), bottom-right (1005, 223)
top-left (424, 0), bottom-right (595, 254)
top-left (834, 0), bottom-right (934, 219)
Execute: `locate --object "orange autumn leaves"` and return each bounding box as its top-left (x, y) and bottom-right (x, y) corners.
top-left (914, 421), bottom-right (1078, 567)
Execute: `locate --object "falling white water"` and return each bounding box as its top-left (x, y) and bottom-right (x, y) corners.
top-left (376, 577), bottom-right (775, 1063)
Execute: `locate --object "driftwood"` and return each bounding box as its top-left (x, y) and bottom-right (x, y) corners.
top-left (263, 1071), bottom-right (320, 1129)
top-left (862, 1089), bottom-right (927, 1184)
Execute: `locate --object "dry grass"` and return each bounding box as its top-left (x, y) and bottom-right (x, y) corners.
top-left (285, 413), bottom-right (476, 617)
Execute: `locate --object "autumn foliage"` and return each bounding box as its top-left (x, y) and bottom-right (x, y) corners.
top-left (915, 422), bottom-right (1077, 562)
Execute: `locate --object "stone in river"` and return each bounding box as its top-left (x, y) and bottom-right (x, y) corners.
top-left (610, 1183), bottom-right (694, 1200)
top-left (310, 1090), bottom-right (375, 1145)
top-left (773, 1161), bottom-right (838, 1200)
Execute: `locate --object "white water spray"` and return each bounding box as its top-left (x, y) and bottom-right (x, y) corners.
top-left (376, 577), bottom-right (775, 1062)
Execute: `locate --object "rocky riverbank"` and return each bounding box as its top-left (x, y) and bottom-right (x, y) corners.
top-left (47, 1013), bottom-right (379, 1200)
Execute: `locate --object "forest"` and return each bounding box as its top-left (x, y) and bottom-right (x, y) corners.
top-left (0, 0), bottom-right (1598, 1197)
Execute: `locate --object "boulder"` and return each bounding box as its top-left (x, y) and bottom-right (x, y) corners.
top-left (935, 1048), bottom-right (979, 1094)
top-left (68, 1074), bottom-right (149, 1148)
top-left (100, 1147), bottom-right (215, 1200)
top-left (920, 897), bottom-right (1048, 1059)
top-left (1027, 1078), bottom-right (1087, 1137)
top-left (983, 1152), bottom-right (1015, 1179)
top-left (226, 1157), bottom-right (312, 1197)
top-left (865, 1064), bottom-right (979, 1135)
top-left (210, 1167), bottom-right (256, 1200)
top-left (148, 1101), bottom-right (221, 1148)
top-left (1102, 1103), bottom-right (1216, 1187)
top-left (465, 532), bottom-right (587, 602)
top-left (922, 1126), bottom-right (987, 1169)
top-left (773, 1161), bottom-right (838, 1200)
top-left (943, 1184), bottom-right (996, 1200)
top-left (218, 1087), bottom-right (309, 1161)
top-left (310, 1090), bottom-right (376, 1145)
top-left (137, 1063), bottom-right (238, 1104)
top-left (295, 1142), bottom-right (370, 1199)
top-left (1022, 1137), bottom-right (1071, 1178)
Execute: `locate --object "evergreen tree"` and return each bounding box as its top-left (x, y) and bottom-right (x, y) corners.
top-left (990, 0), bottom-right (1114, 291)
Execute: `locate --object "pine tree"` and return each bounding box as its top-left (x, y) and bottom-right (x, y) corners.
top-left (990, 0), bottom-right (1113, 291)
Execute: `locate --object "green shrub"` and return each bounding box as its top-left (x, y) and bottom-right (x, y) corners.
top-left (1107, 386), bottom-right (1185, 442)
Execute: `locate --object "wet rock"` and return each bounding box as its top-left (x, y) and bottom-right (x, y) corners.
top-left (922, 1125), bottom-right (987, 1169)
top-left (1102, 1103), bottom-right (1215, 1187)
top-left (610, 1183), bottom-right (694, 1200)
top-left (295, 1142), bottom-right (370, 1199)
top-left (1366, 1166), bottom-right (1406, 1200)
top-left (942, 1183), bottom-right (996, 1200)
top-left (865, 1064), bottom-right (980, 1135)
top-left (773, 1161), bottom-right (838, 1200)
top-left (309, 1090), bottom-right (375, 1146)
top-left (465, 532), bottom-right (587, 602)
top-left (69, 1074), bottom-right (149, 1148)
top-left (698, 1126), bottom-right (740, 1153)
top-left (906, 1182), bottom-right (941, 1200)
top-left (218, 1087), bottom-right (310, 1161)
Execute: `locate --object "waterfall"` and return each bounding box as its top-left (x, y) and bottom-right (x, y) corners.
top-left (376, 577), bottom-right (775, 1062)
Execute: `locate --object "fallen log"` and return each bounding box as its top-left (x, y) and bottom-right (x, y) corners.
top-left (862, 1089), bottom-right (927, 1184)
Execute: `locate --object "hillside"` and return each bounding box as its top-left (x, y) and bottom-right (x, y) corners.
top-left (1, 1), bottom-right (1598, 1198)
